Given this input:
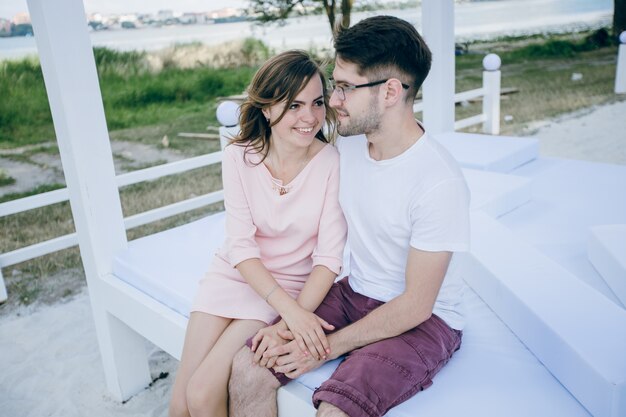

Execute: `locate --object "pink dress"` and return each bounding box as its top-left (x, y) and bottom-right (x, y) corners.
top-left (191, 142), bottom-right (347, 324)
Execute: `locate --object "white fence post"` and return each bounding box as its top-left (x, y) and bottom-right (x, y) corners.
top-left (616, 32), bottom-right (626, 94)
top-left (421, 0), bottom-right (456, 135)
top-left (0, 269), bottom-right (6, 303)
top-left (27, 0), bottom-right (150, 401)
top-left (482, 53), bottom-right (501, 135)
top-left (216, 101), bottom-right (240, 150)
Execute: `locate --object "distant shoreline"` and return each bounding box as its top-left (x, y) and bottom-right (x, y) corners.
top-left (0, 1), bottom-right (613, 61)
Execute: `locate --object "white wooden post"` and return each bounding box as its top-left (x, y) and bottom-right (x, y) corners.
top-left (216, 101), bottom-right (241, 150)
top-left (0, 269), bottom-right (7, 303)
top-left (482, 53), bottom-right (501, 135)
top-left (421, 0), bottom-right (455, 135)
top-left (616, 32), bottom-right (626, 94)
top-left (26, 0), bottom-right (151, 401)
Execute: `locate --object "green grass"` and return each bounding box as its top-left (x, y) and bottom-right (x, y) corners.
top-left (0, 169), bottom-right (16, 186)
top-left (453, 29), bottom-right (620, 134)
top-left (0, 42), bottom-right (262, 150)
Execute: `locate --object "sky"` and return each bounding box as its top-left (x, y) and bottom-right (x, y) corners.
top-left (1, 0), bottom-right (248, 20)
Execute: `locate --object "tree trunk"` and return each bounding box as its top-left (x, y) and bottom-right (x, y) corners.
top-left (615, 0), bottom-right (626, 37)
top-left (340, 0), bottom-right (353, 29)
top-left (322, 0), bottom-right (337, 33)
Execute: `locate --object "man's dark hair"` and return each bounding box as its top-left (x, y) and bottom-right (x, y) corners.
top-left (334, 15), bottom-right (432, 101)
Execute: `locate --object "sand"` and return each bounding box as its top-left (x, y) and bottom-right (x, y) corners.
top-left (1, 99), bottom-right (625, 416)
top-left (524, 100), bottom-right (626, 166)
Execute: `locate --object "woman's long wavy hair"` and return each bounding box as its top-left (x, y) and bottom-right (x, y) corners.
top-left (231, 50), bottom-right (336, 163)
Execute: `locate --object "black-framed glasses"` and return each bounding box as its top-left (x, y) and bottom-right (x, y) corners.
top-left (329, 79), bottom-right (410, 100)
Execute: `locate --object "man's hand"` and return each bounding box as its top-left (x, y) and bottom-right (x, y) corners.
top-left (251, 322), bottom-right (293, 368)
top-left (267, 339), bottom-right (326, 379)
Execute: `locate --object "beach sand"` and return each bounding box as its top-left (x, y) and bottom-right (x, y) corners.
top-left (524, 100), bottom-right (626, 166)
top-left (1, 99), bottom-right (625, 416)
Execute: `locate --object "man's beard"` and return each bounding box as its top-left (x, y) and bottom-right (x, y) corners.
top-left (337, 95), bottom-right (381, 137)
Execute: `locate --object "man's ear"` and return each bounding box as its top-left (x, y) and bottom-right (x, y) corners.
top-left (385, 79), bottom-right (408, 105)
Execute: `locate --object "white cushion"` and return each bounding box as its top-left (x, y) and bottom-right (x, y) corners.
top-left (464, 211), bottom-right (626, 417)
top-left (588, 225), bottom-right (626, 308)
top-left (434, 132), bottom-right (539, 172)
top-left (463, 168), bottom-right (532, 217)
top-left (113, 212), bottom-right (225, 317)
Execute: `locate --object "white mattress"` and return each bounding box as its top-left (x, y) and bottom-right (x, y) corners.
top-left (113, 211), bottom-right (226, 317)
top-left (434, 131), bottom-right (539, 173)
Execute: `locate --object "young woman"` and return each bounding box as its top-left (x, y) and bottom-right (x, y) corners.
top-left (169, 50), bottom-right (347, 417)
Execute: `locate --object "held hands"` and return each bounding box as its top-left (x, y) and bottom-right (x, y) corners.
top-left (266, 339), bottom-right (325, 379)
top-left (251, 320), bottom-right (291, 368)
top-left (282, 307), bottom-right (334, 361)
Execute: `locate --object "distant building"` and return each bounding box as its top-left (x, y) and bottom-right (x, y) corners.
top-left (12, 12), bottom-right (31, 25)
top-left (157, 10), bottom-right (174, 21)
top-left (87, 13), bottom-right (108, 31)
top-left (179, 12), bottom-right (198, 25)
top-left (0, 18), bottom-right (11, 37)
top-left (208, 8), bottom-right (241, 19)
top-left (119, 14), bottom-right (140, 29)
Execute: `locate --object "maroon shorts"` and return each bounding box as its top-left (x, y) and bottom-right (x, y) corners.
top-left (248, 277), bottom-right (462, 417)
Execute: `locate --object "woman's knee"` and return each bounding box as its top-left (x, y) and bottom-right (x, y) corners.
top-left (168, 390), bottom-right (190, 417)
top-left (185, 372), bottom-right (228, 414)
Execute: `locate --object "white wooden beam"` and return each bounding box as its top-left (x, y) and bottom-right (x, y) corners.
top-left (421, 0), bottom-right (456, 134)
top-left (616, 32), bottom-right (626, 94)
top-left (26, 0), bottom-right (151, 401)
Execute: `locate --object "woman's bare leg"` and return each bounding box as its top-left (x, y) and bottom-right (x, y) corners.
top-left (185, 318), bottom-right (266, 417)
top-left (169, 312), bottom-right (232, 417)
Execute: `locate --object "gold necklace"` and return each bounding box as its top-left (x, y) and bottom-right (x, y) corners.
top-left (267, 146), bottom-right (312, 196)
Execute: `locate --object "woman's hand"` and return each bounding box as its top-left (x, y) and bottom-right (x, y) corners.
top-left (251, 321), bottom-right (292, 368)
top-left (282, 307), bottom-right (334, 360)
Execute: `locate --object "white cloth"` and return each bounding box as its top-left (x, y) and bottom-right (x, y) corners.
top-left (337, 131), bottom-right (470, 330)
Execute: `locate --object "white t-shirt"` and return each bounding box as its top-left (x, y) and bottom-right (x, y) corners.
top-left (337, 131), bottom-right (470, 330)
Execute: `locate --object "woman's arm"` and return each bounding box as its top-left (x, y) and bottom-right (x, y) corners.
top-left (237, 259), bottom-right (334, 360)
top-left (251, 264), bottom-right (336, 367)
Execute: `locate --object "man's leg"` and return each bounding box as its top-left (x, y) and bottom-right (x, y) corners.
top-left (229, 347), bottom-right (281, 417)
top-left (313, 314), bottom-right (462, 417)
top-left (228, 278), bottom-right (353, 417)
top-left (317, 402), bottom-right (348, 417)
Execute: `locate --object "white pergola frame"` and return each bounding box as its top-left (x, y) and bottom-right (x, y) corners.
top-left (25, 0), bottom-right (457, 404)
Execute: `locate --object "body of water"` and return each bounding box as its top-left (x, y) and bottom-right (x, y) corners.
top-left (0, 0), bottom-right (613, 60)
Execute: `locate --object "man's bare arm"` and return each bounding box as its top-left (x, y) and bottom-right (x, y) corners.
top-left (324, 248), bottom-right (451, 359)
top-left (269, 248), bottom-right (453, 377)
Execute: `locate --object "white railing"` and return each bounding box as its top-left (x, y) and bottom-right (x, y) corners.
top-left (616, 31), bottom-right (626, 94)
top-left (0, 146), bottom-right (232, 302)
top-left (414, 53), bottom-right (501, 134)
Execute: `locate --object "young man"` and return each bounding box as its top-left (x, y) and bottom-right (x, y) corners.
top-left (229, 15), bottom-right (470, 417)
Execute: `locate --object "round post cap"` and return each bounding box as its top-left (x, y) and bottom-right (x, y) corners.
top-left (216, 101), bottom-right (240, 127)
top-left (483, 53), bottom-right (501, 71)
